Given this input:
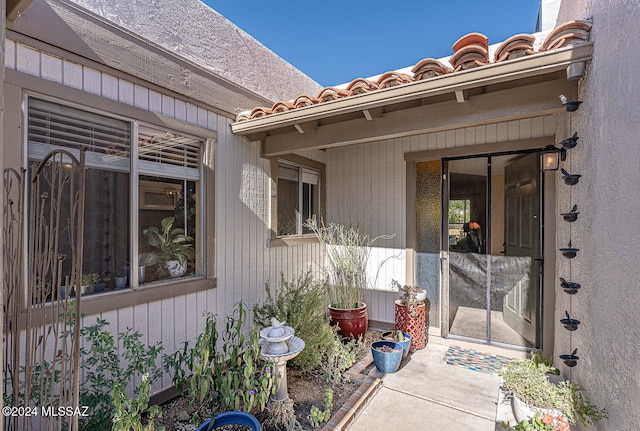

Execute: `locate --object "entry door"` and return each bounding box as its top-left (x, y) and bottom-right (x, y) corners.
top-left (502, 154), bottom-right (541, 346)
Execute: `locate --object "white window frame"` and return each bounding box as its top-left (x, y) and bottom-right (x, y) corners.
top-left (270, 155), bottom-right (325, 247)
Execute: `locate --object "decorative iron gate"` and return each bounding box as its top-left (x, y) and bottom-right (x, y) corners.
top-left (3, 149), bottom-right (86, 431)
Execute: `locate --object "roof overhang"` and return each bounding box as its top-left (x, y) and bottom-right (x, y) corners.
top-left (7, 0), bottom-right (34, 21)
top-left (232, 43), bottom-right (592, 156)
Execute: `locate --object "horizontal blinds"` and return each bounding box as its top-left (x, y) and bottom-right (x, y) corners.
top-left (28, 98), bottom-right (131, 157)
top-left (138, 125), bottom-right (201, 177)
top-left (27, 98), bottom-right (202, 179)
top-left (278, 162), bottom-right (318, 185)
top-left (301, 168), bottom-right (318, 185)
top-left (278, 163), bottom-right (299, 182)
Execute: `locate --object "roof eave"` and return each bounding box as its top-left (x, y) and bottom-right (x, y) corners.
top-left (231, 43), bottom-right (592, 136)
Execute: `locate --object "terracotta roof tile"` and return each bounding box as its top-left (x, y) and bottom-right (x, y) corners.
top-left (317, 87), bottom-right (349, 102)
top-left (293, 94), bottom-right (320, 108)
top-left (540, 20), bottom-right (592, 51)
top-left (450, 33), bottom-right (490, 71)
top-left (411, 58), bottom-right (453, 80)
top-left (452, 32), bottom-right (489, 52)
top-left (271, 101), bottom-right (295, 113)
top-left (376, 72), bottom-right (413, 88)
top-left (235, 20), bottom-right (592, 123)
top-left (494, 34), bottom-right (536, 62)
top-left (346, 78), bottom-right (380, 95)
top-left (249, 106), bottom-right (272, 118)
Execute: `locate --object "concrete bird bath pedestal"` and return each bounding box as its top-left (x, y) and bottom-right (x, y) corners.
top-left (259, 318), bottom-right (305, 401)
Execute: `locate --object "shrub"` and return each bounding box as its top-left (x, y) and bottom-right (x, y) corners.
top-left (499, 357), bottom-right (606, 426)
top-left (165, 302), bottom-right (277, 424)
top-left (111, 374), bottom-right (164, 431)
top-left (253, 272), bottom-right (336, 372)
top-left (80, 318), bottom-right (163, 430)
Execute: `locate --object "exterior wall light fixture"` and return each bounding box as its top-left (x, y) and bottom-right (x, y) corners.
top-left (540, 145), bottom-right (567, 171)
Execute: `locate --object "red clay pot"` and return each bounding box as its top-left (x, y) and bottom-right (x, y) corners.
top-left (328, 303), bottom-right (368, 340)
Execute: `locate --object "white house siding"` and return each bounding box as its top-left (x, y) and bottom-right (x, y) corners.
top-left (5, 37), bottom-right (322, 394)
top-left (552, 1), bottom-right (640, 430)
top-left (327, 117), bottom-right (556, 324)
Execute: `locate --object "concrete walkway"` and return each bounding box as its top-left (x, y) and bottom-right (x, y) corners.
top-left (346, 339), bottom-right (524, 431)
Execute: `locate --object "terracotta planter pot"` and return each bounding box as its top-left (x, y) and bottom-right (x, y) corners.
top-left (328, 303), bottom-right (368, 340)
top-left (394, 300), bottom-right (427, 350)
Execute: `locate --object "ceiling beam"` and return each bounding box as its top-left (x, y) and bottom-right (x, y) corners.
top-left (262, 79), bottom-right (566, 156)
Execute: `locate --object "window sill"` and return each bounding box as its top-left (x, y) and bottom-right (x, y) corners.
top-left (269, 236), bottom-right (319, 248)
top-left (21, 277), bottom-right (216, 324)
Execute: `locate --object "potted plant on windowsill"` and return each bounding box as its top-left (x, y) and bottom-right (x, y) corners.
top-left (81, 272), bottom-right (101, 295)
top-left (499, 352), bottom-right (606, 429)
top-left (143, 216), bottom-right (193, 279)
top-left (304, 216), bottom-right (394, 340)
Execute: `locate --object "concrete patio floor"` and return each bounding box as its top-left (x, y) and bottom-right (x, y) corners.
top-left (336, 337), bottom-right (526, 431)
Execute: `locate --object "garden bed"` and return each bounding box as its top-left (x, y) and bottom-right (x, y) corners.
top-left (156, 330), bottom-right (380, 430)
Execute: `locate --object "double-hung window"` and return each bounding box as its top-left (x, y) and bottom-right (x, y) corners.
top-left (276, 160), bottom-right (321, 237)
top-left (27, 97), bottom-right (203, 295)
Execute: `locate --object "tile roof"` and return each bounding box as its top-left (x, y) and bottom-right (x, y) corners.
top-left (235, 20), bottom-right (591, 123)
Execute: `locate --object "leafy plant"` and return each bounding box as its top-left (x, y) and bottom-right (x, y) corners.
top-left (308, 389), bottom-right (333, 428)
top-left (143, 216), bottom-right (193, 268)
top-left (80, 318), bottom-right (163, 431)
top-left (164, 303), bottom-right (277, 424)
top-left (253, 272), bottom-right (337, 372)
top-left (304, 216), bottom-right (394, 309)
top-left (499, 357), bottom-right (606, 427)
top-left (502, 410), bottom-right (571, 431)
top-left (320, 333), bottom-right (362, 384)
top-left (81, 272), bottom-right (101, 286)
top-left (111, 374), bottom-right (164, 431)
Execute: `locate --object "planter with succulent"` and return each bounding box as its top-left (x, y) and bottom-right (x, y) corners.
top-left (81, 272), bottom-right (101, 295)
top-left (499, 353), bottom-right (606, 429)
top-left (391, 280), bottom-right (428, 350)
top-left (304, 216), bottom-right (394, 340)
top-left (143, 216), bottom-right (193, 279)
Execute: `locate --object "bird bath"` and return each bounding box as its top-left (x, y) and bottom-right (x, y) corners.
top-left (259, 318), bottom-right (305, 401)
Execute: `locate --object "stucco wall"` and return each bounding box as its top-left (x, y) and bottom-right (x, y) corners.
top-left (553, 1), bottom-right (640, 430)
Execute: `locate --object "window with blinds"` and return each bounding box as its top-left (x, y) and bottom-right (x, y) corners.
top-left (28, 98), bottom-right (131, 163)
top-left (277, 161), bottom-right (319, 236)
top-left (26, 97), bottom-right (204, 291)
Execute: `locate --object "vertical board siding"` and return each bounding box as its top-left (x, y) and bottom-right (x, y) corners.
top-left (8, 38), bottom-right (321, 395)
top-left (327, 117), bottom-right (554, 323)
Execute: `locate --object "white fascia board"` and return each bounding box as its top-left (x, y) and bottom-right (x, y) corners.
top-left (232, 43), bottom-right (592, 136)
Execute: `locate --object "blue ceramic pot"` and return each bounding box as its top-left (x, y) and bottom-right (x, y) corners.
top-left (371, 340), bottom-right (403, 373)
top-left (196, 411), bottom-right (261, 431)
top-left (381, 331), bottom-right (412, 359)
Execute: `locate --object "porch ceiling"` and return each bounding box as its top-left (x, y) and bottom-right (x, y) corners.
top-left (232, 43), bottom-right (592, 157)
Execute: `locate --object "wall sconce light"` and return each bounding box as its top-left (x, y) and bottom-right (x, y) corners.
top-left (540, 145), bottom-right (567, 171)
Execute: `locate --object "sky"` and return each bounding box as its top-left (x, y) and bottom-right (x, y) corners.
top-left (204, 1), bottom-right (542, 87)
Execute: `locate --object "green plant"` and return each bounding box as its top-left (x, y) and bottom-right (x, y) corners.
top-left (143, 216), bottom-right (193, 268)
top-left (502, 410), bottom-right (571, 431)
top-left (304, 216), bottom-right (394, 309)
top-left (165, 303), bottom-right (277, 424)
top-left (111, 374), bottom-right (164, 431)
top-left (308, 389), bottom-right (333, 428)
top-left (81, 272), bottom-right (101, 286)
top-left (80, 318), bottom-right (163, 430)
top-left (253, 272), bottom-right (337, 372)
top-left (499, 357), bottom-right (606, 427)
top-left (320, 332), bottom-right (362, 384)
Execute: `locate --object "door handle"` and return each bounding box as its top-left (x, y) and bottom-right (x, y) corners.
top-left (440, 256), bottom-right (447, 272)
top-left (500, 243), bottom-right (507, 255)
